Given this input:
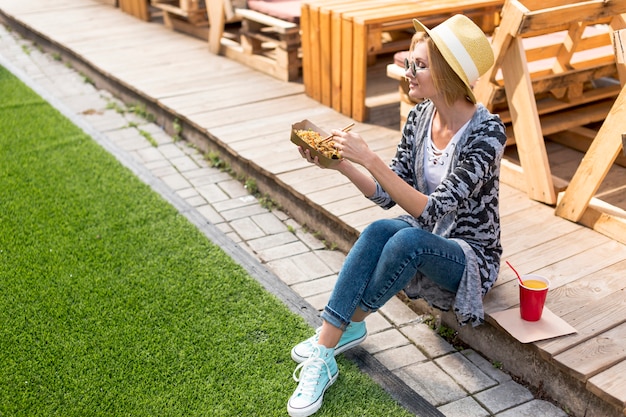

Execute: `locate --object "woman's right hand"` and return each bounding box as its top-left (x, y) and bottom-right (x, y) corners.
top-left (297, 146), bottom-right (348, 171)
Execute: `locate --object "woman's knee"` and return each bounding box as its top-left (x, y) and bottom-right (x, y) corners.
top-left (361, 218), bottom-right (408, 239)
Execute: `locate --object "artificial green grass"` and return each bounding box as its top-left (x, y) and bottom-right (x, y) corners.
top-left (0, 65), bottom-right (413, 417)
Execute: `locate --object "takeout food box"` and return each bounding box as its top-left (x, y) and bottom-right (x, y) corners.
top-left (290, 119), bottom-right (342, 168)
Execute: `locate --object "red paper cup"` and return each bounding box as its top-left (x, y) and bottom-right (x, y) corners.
top-left (519, 274), bottom-right (550, 321)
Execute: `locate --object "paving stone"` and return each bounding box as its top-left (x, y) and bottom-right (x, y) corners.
top-left (196, 183), bottom-right (231, 204)
top-left (85, 110), bottom-right (129, 132)
top-left (361, 328), bottom-right (409, 354)
top-left (314, 249), bottom-right (345, 274)
top-left (247, 231), bottom-right (300, 253)
top-left (187, 170), bottom-right (232, 187)
top-left (474, 380), bottom-right (535, 414)
top-left (169, 155), bottom-right (199, 172)
top-left (183, 167), bottom-right (213, 181)
top-left (364, 312), bottom-right (393, 334)
top-left (213, 197), bottom-right (265, 215)
top-left (176, 187), bottom-right (198, 199)
top-left (400, 322), bottom-right (456, 358)
top-left (290, 275), bottom-right (337, 298)
top-left (159, 172), bottom-right (192, 191)
top-left (396, 361), bottom-right (467, 406)
top-left (266, 257), bottom-right (313, 286)
top-left (281, 251), bottom-right (336, 281)
top-left (435, 352), bottom-right (497, 393)
top-left (379, 296), bottom-right (419, 326)
top-left (295, 228), bottom-right (327, 250)
top-left (184, 194), bottom-right (207, 208)
top-left (251, 212), bottom-right (288, 235)
top-left (215, 222), bottom-right (233, 235)
top-left (255, 241), bottom-right (310, 262)
top-left (218, 178), bottom-right (249, 198)
top-left (462, 349), bottom-right (512, 384)
top-left (304, 291), bottom-right (330, 312)
top-left (375, 344), bottom-right (427, 371)
top-left (495, 399), bottom-right (568, 417)
top-left (136, 146), bottom-right (165, 164)
top-left (143, 158), bottom-right (172, 172)
top-left (272, 209), bottom-right (290, 222)
top-left (195, 204), bottom-right (224, 225)
top-left (230, 217), bottom-right (266, 241)
top-left (62, 93), bottom-right (109, 114)
top-left (437, 396), bottom-right (490, 417)
top-left (157, 142), bottom-right (187, 159)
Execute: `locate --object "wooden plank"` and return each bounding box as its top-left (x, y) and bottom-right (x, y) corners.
top-left (532, 259), bottom-right (626, 356)
top-left (484, 240), bottom-right (626, 315)
top-left (501, 36), bottom-right (556, 203)
top-left (119, 0), bottom-right (149, 21)
top-left (520, 1), bottom-right (626, 34)
top-left (555, 84), bottom-right (626, 221)
top-left (552, 321), bottom-right (626, 382)
top-left (577, 203), bottom-right (626, 246)
top-left (300, 1), bottom-right (312, 96)
top-left (587, 358), bottom-right (626, 414)
top-left (545, 258), bottom-right (626, 317)
top-left (207, 0), bottom-right (225, 53)
top-left (496, 227), bottom-right (609, 288)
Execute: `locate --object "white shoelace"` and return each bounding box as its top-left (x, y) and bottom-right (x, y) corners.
top-left (292, 349), bottom-right (333, 397)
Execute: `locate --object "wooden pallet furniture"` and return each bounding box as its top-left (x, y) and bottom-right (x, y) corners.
top-left (472, 0), bottom-right (626, 205)
top-left (348, 0), bottom-right (502, 122)
top-left (555, 29), bottom-right (626, 245)
top-left (301, 0), bottom-right (401, 107)
top-left (153, 0), bottom-right (209, 39)
top-left (301, 0), bottom-right (502, 122)
top-left (388, 0), bottom-right (626, 205)
top-left (207, 0), bottom-right (302, 81)
top-left (119, 0), bottom-right (151, 21)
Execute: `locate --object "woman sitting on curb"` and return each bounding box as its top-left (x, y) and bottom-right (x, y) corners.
top-left (289, 14), bottom-right (507, 417)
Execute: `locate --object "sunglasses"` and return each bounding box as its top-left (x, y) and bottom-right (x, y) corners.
top-left (404, 58), bottom-right (430, 77)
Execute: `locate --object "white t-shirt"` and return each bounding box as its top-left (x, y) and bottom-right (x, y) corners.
top-left (423, 115), bottom-right (470, 194)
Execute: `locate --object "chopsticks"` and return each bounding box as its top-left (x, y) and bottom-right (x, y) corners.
top-left (320, 122), bottom-right (355, 143)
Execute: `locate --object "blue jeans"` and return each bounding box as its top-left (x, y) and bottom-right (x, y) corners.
top-left (321, 218), bottom-right (466, 330)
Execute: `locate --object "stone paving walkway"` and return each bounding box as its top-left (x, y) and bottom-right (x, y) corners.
top-left (0, 23), bottom-right (570, 417)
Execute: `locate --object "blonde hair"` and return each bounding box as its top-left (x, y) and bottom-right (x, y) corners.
top-left (410, 32), bottom-right (469, 106)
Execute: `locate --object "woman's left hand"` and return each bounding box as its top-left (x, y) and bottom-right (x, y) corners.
top-left (331, 129), bottom-right (374, 167)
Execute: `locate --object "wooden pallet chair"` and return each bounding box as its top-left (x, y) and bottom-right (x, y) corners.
top-left (119, 0), bottom-right (153, 21)
top-left (472, 0), bottom-right (626, 205)
top-left (554, 28), bottom-right (626, 245)
top-left (153, 0), bottom-right (211, 39)
top-left (208, 0), bottom-right (302, 81)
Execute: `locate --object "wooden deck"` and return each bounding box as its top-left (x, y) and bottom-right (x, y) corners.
top-left (1, 1), bottom-right (625, 416)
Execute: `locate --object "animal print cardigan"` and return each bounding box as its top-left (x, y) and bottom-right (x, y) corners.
top-left (368, 100), bottom-right (507, 326)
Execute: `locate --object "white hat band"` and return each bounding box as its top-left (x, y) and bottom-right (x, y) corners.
top-left (435, 28), bottom-right (480, 83)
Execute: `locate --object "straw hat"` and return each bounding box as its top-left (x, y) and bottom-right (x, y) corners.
top-left (413, 14), bottom-right (494, 103)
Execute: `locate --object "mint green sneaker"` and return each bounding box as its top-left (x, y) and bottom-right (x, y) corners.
top-left (287, 344), bottom-right (338, 417)
top-left (290, 321), bottom-right (367, 363)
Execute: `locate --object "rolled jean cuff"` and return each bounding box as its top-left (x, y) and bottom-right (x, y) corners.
top-left (321, 304), bottom-right (371, 330)
top-left (320, 306), bottom-right (349, 330)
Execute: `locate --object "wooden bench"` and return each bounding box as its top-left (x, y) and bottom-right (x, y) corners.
top-left (555, 28), bottom-right (626, 246)
top-left (118, 0), bottom-right (153, 21)
top-left (301, 0), bottom-right (405, 108)
top-left (302, 0), bottom-right (502, 121)
top-left (207, 0), bottom-right (302, 81)
top-left (388, 0), bottom-right (626, 205)
top-left (153, 0), bottom-right (210, 40)
top-left (472, 0), bottom-right (626, 205)
top-left (348, 0), bottom-right (502, 121)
